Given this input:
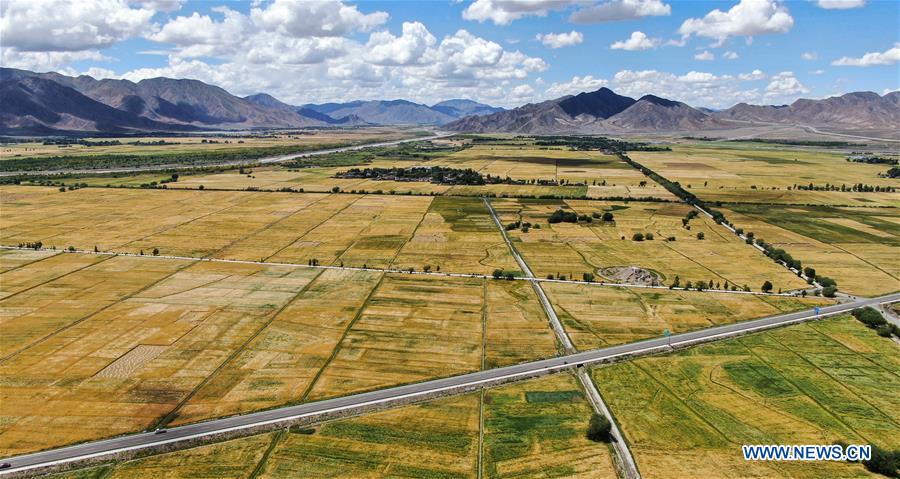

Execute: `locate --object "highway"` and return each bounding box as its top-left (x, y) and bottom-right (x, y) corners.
top-left (3, 289), bottom-right (895, 476)
top-left (0, 132), bottom-right (450, 177)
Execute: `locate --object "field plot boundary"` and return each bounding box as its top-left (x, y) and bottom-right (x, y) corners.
top-left (0, 246), bottom-right (805, 298)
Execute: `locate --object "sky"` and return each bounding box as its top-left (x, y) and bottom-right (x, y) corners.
top-left (1, 0), bottom-right (898, 109)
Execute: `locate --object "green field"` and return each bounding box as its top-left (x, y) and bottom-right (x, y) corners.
top-left (594, 316), bottom-right (900, 478)
top-left (723, 205), bottom-right (899, 296)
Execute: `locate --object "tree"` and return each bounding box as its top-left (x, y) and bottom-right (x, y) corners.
top-left (632, 233), bottom-right (645, 241)
top-left (862, 444), bottom-right (900, 477)
top-left (696, 232), bottom-right (705, 240)
top-left (583, 272), bottom-right (595, 282)
top-left (505, 272), bottom-right (515, 280)
top-left (803, 267), bottom-right (816, 279)
top-left (198, 185), bottom-right (204, 190)
top-left (645, 232), bottom-right (654, 240)
top-left (670, 275), bottom-right (680, 289)
top-left (761, 281), bottom-right (773, 293)
top-left (493, 269), bottom-right (503, 279)
top-left (423, 265), bottom-right (432, 273)
top-left (93, 245), bottom-right (99, 253)
top-left (586, 413), bottom-right (612, 442)
top-left (822, 286), bottom-right (837, 297)
top-left (602, 212), bottom-right (614, 222)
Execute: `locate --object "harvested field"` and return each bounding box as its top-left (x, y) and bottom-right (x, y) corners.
top-left (544, 283), bottom-right (833, 349)
top-left (484, 279), bottom-right (559, 368)
top-left (94, 345), bottom-right (169, 378)
top-left (0, 186), bottom-right (515, 275)
top-left (722, 205), bottom-right (899, 296)
top-left (629, 143), bottom-right (900, 207)
top-left (0, 248), bottom-right (59, 273)
top-left (594, 316), bottom-right (900, 478)
top-left (390, 196), bottom-right (521, 275)
top-left (0, 259), bottom-right (320, 455)
top-left (492, 198), bottom-right (809, 292)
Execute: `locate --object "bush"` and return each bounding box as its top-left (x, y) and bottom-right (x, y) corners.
top-left (803, 266), bottom-right (816, 279)
top-left (862, 444), bottom-right (899, 477)
top-left (645, 232), bottom-right (654, 240)
top-left (696, 232), bottom-right (705, 240)
top-left (632, 233), bottom-right (645, 241)
top-left (492, 269), bottom-right (503, 279)
top-left (822, 286), bottom-right (838, 298)
top-left (817, 276), bottom-right (837, 288)
top-left (583, 272), bottom-right (595, 282)
top-left (586, 413), bottom-right (612, 442)
top-left (876, 325), bottom-right (893, 337)
top-left (851, 307), bottom-right (887, 329)
top-left (548, 209), bottom-right (578, 224)
top-left (602, 212), bottom-right (614, 222)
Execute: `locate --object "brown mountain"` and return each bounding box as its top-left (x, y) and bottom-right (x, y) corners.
top-left (606, 95), bottom-right (726, 131)
top-left (445, 88), bottom-right (721, 133)
top-left (0, 73), bottom-right (195, 134)
top-left (0, 68), bottom-right (323, 132)
top-left (716, 91), bottom-right (900, 128)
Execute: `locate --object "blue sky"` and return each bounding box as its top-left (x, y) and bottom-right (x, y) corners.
top-left (1, 0), bottom-right (898, 108)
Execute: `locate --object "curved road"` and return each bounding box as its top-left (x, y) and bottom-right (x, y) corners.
top-left (3, 292), bottom-right (897, 476)
top-left (0, 132), bottom-right (451, 177)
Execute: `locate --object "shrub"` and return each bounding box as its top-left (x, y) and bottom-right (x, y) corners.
top-left (822, 286), bottom-right (838, 298)
top-left (602, 212), bottom-right (614, 222)
top-left (645, 232), bottom-right (654, 240)
top-left (492, 269), bottom-right (503, 279)
top-left (632, 233), bottom-right (645, 241)
top-left (696, 232), bottom-right (705, 240)
top-left (851, 307), bottom-right (887, 329)
top-left (586, 413), bottom-right (612, 442)
top-left (862, 444), bottom-right (899, 477)
top-left (583, 272), bottom-right (595, 282)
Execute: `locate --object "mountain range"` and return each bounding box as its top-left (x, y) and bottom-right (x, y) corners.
top-left (0, 68), bottom-right (502, 134)
top-left (1, 67), bottom-right (896, 136)
top-left (445, 87), bottom-right (900, 134)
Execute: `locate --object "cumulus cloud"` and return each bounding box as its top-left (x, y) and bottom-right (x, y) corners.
top-left (0, 49), bottom-right (107, 72)
top-left (569, 0), bottom-right (670, 23)
top-left (536, 30), bottom-right (584, 48)
top-left (738, 69), bottom-right (766, 80)
top-left (678, 0), bottom-right (794, 46)
top-left (694, 50), bottom-right (715, 61)
top-left (801, 51), bottom-right (817, 60)
top-left (816, 0), bottom-right (865, 9)
top-left (544, 75), bottom-right (609, 97)
top-left (0, 0), bottom-right (155, 52)
top-left (366, 22), bottom-right (436, 65)
top-left (723, 50), bottom-right (739, 59)
top-left (832, 44), bottom-right (900, 66)
top-left (765, 71), bottom-right (808, 100)
top-left (250, 0), bottom-right (388, 37)
top-left (610, 31), bottom-right (659, 51)
top-left (462, 0), bottom-right (576, 25)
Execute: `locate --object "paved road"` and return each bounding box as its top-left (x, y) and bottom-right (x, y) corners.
top-left (482, 197), bottom-right (640, 479)
top-left (2, 292), bottom-right (897, 475)
top-left (0, 132), bottom-right (450, 177)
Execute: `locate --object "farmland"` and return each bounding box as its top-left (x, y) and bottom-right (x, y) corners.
top-left (50, 374), bottom-right (616, 479)
top-left (722, 205), bottom-right (899, 296)
top-left (0, 249), bottom-right (557, 453)
top-left (628, 142), bottom-right (899, 207)
top-left (0, 186), bottom-right (517, 275)
top-left (0, 128), bottom-right (418, 160)
top-left (491, 198), bottom-right (810, 292)
top-left (545, 284), bottom-right (833, 349)
top-left (593, 316), bottom-right (900, 478)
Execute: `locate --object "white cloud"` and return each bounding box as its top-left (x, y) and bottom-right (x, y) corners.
top-left (462, 0), bottom-right (576, 25)
top-left (723, 50), bottom-right (739, 59)
top-left (678, 0), bottom-right (794, 45)
top-left (738, 69), bottom-right (766, 80)
top-left (694, 50), bottom-right (715, 61)
top-left (544, 75), bottom-right (609, 97)
top-left (366, 22), bottom-right (436, 65)
top-left (832, 44), bottom-right (900, 67)
top-left (250, 0), bottom-right (388, 37)
top-left (816, 0), bottom-right (865, 9)
top-left (129, 0), bottom-right (184, 12)
top-left (810, 69), bottom-right (825, 75)
top-left (536, 30), bottom-right (584, 48)
top-left (610, 31), bottom-right (659, 51)
top-left (765, 71), bottom-right (808, 100)
top-left (0, 0), bottom-right (155, 52)
top-left (610, 69), bottom-right (764, 107)
top-left (570, 0), bottom-right (671, 23)
top-left (801, 51), bottom-right (817, 60)
top-left (0, 49), bottom-right (107, 72)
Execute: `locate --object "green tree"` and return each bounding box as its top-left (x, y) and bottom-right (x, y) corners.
top-left (586, 413), bottom-right (612, 442)
top-left (492, 269), bottom-right (503, 279)
top-left (602, 212), bottom-right (614, 222)
top-left (761, 281), bottom-right (773, 293)
top-left (696, 232), bottom-right (705, 240)
top-left (632, 233), bottom-right (645, 241)
top-left (583, 272), bottom-right (595, 282)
